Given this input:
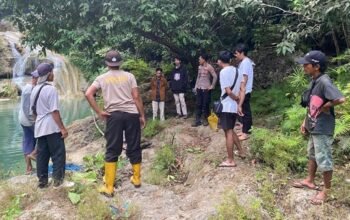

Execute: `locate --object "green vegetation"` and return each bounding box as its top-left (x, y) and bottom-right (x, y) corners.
top-left (143, 120), bottom-right (165, 138)
top-left (121, 59), bottom-right (152, 83)
top-left (145, 144), bottom-right (176, 185)
top-left (1, 0), bottom-right (348, 83)
top-left (247, 51), bottom-right (350, 217)
top-left (0, 183), bottom-right (39, 219)
top-left (0, 82), bottom-right (18, 98)
top-left (255, 170), bottom-right (285, 219)
top-left (250, 128), bottom-right (307, 173)
top-left (77, 189), bottom-right (111, 219)
top-left (209, 191), bottom-right (263, 220)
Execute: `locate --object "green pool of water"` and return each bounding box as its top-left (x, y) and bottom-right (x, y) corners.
top-left (0, 98), bottom-right (91, 175)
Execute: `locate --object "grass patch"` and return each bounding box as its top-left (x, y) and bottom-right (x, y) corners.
top-left (209, 191), bottom-right (264, 220)
top-left (143, 120), bottom-right (165, 138)
top-left (331, 169), bottom-right (350, 206)
top-left (144, 144), bottom-right (176, 185)
top-left (0, 182), bottom-right (39, 219)
top-left (256, 169), bottom-right (285, 219)
top-left (77, 189), bottom-right (111, 220)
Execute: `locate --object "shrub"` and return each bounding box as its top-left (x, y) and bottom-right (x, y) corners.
top-left (77, 189), bottom-right (111, 219)
top-left (143, 120), bottom-right (165, 138)
top-left (209, 191), bottom-right (263, 220)
top-left (251, 82), bottom-right (294, 116)
top-left (68, 50), bottom-right (103, 82)
top-left (287, 67), bottom-right (308, 94)
top-left (250, 128), bottom-right (307, 173)
top-left (0, 82), bottom-right (18, 98)
top-left (121, 58), bottom-right (152, 83)
top-left (145, 144), bottom-right (176, 185)
top-left (281, 104), bottom-right (306, 134)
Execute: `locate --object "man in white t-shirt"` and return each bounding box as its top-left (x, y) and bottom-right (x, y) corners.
top-left (217, 51), bottom-right (246, 167)
top-left (234, 44), bottom-right (254, 141)
top-left (30, 63), bottom-right (68, 189)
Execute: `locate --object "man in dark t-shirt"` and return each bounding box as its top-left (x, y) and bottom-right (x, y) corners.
top-left (292, 50), bottom-right (345, 205)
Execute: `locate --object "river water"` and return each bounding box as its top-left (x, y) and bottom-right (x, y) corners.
top-left (0, 31), bottom-right (91, 175)
top-left (0, 97), bottom-right (91, 173)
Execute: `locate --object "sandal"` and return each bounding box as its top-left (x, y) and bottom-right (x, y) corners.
top-left (218, 161), bottom-right (237, 167)
top-left (239, 134), bottom-right (249, 141)
top-left (292, 181), bottom-right (321, 191)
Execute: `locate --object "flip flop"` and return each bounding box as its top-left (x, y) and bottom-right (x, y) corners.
top-left (218, 161), bottom-right (237, 167)
top-left (292, 181), bottom-right (321, 191)
top-left (239, 135), bottom-right (249, 141)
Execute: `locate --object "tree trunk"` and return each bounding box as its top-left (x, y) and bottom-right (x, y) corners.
top-left (342, 22), bottom-right (350, 49)
top-left (331, 28), bottom-right (341, 65)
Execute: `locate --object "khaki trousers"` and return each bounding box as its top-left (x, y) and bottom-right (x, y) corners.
top-left (173, 93), bottom-right (187, 116)
top-left (152, 101), bottom-right (165, 121)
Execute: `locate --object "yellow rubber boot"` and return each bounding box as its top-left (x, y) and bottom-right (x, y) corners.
top-left (130, 163), bottom-right (141, 188)
top-left (99, 162), bottom-right (117, 197)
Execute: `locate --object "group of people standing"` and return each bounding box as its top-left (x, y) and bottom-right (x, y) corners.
top-left (18, 44), bottom-right (344, 206)
top-left (149, 44), bottom-right (255, 167)
top-left (151, 44), bottom-right (254, 142)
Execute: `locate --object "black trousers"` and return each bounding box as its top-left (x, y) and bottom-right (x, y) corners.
top-left (242, 93), bottom-right (253, 133)
top-left (196, 89), bottom-right (211, 121)
top-left (105, 111), bottom-right (141, 164)
top-left (37, 132), bottom-right (66, 184)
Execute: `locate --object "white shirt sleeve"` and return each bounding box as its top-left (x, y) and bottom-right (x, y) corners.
top-left (48, 88), bottom-right (59, 112)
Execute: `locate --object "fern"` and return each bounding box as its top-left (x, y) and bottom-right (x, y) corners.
top-left (281, 104), bottom-right (305, 134)
top-left (288, 67), bottom-right (308, 93)
top-left (335, 115), bottom-right (350, 137)
top-left (250, 128), bottom-right (307, 173)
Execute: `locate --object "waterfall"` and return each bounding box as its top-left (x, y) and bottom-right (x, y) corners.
top-left (1, 31), bottom-right (85, 96)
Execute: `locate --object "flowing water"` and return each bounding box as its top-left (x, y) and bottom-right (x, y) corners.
top-left (0, 32), bottom-right (91, 174)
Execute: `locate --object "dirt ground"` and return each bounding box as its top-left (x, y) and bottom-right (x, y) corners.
top-left (3, 116), bottom-right (350, 220)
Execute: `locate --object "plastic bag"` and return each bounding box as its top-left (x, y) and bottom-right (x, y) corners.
top-left (208, 112), bottom-right (219, 131)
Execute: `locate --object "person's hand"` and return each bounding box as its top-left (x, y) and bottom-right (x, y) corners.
top-left (140, 115), bottom-right (146, 129)
top-left (209, 86), bottom-right (214, 90)
top-left (320, 106), bottom-right (331, 114)
top-left (238, 106), bottom-right (244, 116)
top-left (98, 111), bottom-right (111, 121)
top-left (300, 121), bottom-right (307, 135)
top-left (60, 127), bottom-right (68, 139)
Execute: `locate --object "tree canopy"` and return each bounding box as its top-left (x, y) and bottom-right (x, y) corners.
top-left (1, 0), bottom-right (349, 78)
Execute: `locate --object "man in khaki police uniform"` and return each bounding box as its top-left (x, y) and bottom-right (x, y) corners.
top-left (85, 50), bottom-right (146, 197)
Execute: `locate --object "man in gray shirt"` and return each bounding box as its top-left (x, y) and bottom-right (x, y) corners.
top-left (293, 51), bottom-right (345, 205)
top-left (192, 53), bottom-right (217, 127)
top-left (30, 63), bottom-right (68, 188)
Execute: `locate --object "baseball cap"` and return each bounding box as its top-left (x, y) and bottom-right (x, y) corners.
top-left (297, 50), bottom-right (326, 66)
top-left (105, 50), bottom-right (123, 67)
top-left (31, 70), bottom-right (39, 78)
top-left (36, 63), bottom-right (54, 76)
